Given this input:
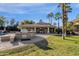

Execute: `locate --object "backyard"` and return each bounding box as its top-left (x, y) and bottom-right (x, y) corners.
top-left (0, 35), bottom-right (79, 56)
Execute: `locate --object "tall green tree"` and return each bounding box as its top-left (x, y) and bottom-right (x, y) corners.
top-left (10, 19), bottom-right (16, 26)
top-left (21, 20), bottom-right (35, 25)
top-left (5, 19), bottom-right (9, 27)
top-left (55, 12), bottom-right (61, 30)
top-left (15, 21), bottom-right (19, 26)
top-left (60, 3), bottom-right (72, 39)
top-left (0, 16), bottom-right (9, 31)
top-left (0, 16), bottom-right (6, 26)
top-left (47, 12), bottom-right (54, 25)
top-left (39, 19), bottom-right (43, 23)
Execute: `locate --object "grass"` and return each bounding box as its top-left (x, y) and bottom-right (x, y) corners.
top-left (0, 35), bottom-right (79, 56)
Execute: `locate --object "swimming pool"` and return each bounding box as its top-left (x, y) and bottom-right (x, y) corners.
top-left (0, 32), bottom-right (7, 35)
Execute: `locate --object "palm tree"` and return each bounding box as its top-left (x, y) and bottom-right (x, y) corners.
top-left (60, 3), bottom-right (72, 39)
top-left (47, 12), bottom-right (54, 25)
top-left (55, 12), bottom-right (61, 33)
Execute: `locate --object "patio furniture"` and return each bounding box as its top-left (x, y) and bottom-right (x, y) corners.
top-left (21, 32), bottom-right (30, 39)
top-left (0, 35), bottom-right (10, 42)
top-left (28, 31), bottom-right (36, 38)
top-left (0, 33), bottom-right (16, 42)
top-left (15, 31), bottom-right (35, 41)
top-left (0, 31), bottom-right (36, 42)
top-left (10, 33), bottom-right (16, 42)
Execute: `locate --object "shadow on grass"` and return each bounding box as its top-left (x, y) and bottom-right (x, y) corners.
top-left (53, 34), bottom-right (62, 37)
top-left (34, 36), bottom-right (53, 50)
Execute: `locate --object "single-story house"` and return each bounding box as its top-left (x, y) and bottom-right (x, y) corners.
top-left (72, 18), bottom-right (79, 32)
top-left (19, 23), bottom-right (55, 34)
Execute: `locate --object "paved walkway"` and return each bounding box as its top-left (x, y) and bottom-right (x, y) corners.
top-left (0, 34), bottom-right (50, 50)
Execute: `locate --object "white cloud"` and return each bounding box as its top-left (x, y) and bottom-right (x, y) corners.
top-left (0, 7), bottom-right (26, 14)
top-left (0, 3), bottom-right (45, 7)
top-left (0, 3), bottom-right (47, 14)
top-left (0, 3), bottom-right (56, 14)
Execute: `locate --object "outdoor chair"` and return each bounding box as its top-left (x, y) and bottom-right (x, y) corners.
top-left (21, 33), bottom-right (30, 39)
top-left (28, 32), bottom-right (36, 38)
top-left (21, 32), bottom-right (36, 40)
top-left (0, 35), bottom-right (10, 42)
top-left (15, 32), bottom-right (22, 40)
top-left (10, 33), bottom-right (16, 42)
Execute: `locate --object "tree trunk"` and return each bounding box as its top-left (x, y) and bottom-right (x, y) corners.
top-left (61, 3), bottom-right (68, 39)
top-left (51, 17), bottom-right (52, 25)
top-left (49, 18), bottom-right (51, 25)
top-left (58, 19), bottom-right (59, 34)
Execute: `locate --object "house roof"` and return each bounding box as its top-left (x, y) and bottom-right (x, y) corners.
top-left (19, 23), bottom-right (54, 28)
top-left (73, 18), bottom-right (79, 25)
top-left (72, 18), bottom-right (79, 22)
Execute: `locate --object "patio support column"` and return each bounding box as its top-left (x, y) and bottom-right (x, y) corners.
top-left (47, 27), bottom-right (50, 34)
top-left (34, 27), bottom-right (36, 33)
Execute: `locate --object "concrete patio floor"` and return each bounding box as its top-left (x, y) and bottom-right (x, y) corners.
top-left (0, 34), bottom-right (50, 50)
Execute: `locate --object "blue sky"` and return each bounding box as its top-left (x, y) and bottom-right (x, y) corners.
top-left (0, 3), bottom-right (79, 26)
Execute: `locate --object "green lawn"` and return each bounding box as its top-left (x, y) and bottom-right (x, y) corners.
top-left (0, 35), bottom-right (79, 56)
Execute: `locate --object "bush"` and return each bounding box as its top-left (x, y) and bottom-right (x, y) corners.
top-left (6, 26), bottom-right (20, 32)
top-left (0, 26), bottom-right (4, 30)
top-left (55, 28), bottom-right (62, 34)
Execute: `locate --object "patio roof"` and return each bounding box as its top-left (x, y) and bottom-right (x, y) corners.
top-left (19, 23), bottom-right (54, 28)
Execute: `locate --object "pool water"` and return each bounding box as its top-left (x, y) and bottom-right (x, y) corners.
top-left (0, 32), bottom-right (7, 35)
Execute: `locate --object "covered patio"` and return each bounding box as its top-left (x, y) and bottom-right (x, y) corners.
top-left (20, 23), bottom-right (55, 34)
